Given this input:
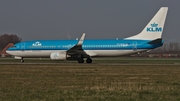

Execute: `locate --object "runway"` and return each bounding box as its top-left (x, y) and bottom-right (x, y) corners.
top-left (1, 57), bottom-right (180, 66)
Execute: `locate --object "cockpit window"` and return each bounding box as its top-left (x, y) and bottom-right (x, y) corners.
top-left (12, 46), bottom-right (16, 48)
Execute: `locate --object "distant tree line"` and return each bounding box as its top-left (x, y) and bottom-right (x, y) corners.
top-left (0, 34), bottom-right (22, 51)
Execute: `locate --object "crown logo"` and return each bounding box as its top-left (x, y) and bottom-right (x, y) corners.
top-left (54, 54), bottom-right (59, 58)
top-left (151, 23), bottom-right (158, 27)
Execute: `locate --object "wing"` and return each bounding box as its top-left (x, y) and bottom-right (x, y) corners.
top-left (67, 33), bottom-right (90, 58)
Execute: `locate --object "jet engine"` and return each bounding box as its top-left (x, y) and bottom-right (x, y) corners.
top-left (50, 52), bottom-right (67, 60)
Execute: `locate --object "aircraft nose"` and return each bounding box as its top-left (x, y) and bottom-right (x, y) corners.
top-left (6, 47), bottom-right (12, 54)
top-left (6, 50), bottom-right (10, 54)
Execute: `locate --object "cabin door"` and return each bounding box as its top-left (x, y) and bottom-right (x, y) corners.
top-left (132, 41), bottom-right (137, 51)
top-left (21, 43), bottom-right (25, 51)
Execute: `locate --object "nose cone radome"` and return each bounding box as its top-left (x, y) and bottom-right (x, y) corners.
top-left (6, 47), bottom-right (12, 55)
top-left (6, 50), bottom-right (10, 54)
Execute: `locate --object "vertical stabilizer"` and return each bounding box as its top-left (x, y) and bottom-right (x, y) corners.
top-left (126, 7), bottom-right (168, 40)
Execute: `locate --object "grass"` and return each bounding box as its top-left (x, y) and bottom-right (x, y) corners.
top-left (0, 58), bottom-right (180, 100)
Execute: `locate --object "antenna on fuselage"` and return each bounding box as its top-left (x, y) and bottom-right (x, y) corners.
top-left (66, 30), bottom-right (71, 40)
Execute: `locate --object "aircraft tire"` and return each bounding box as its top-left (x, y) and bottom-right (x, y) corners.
top-left (86, 58), bottom-right (92, 63)
top-left (21, 60), bottom-right (24, 63)
top-left (78, 59), bottom-right (84, 63)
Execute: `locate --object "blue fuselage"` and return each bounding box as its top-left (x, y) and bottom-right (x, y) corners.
top-left (8, 39), bottom-right (162, 51)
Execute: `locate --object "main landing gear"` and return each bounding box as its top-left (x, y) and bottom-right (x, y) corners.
top-left (86, 58), bottom-right (92, 63)
top-left (78, 58), bottom-right (84, 63)
top-left (78, 57), bottom-right (92, 63)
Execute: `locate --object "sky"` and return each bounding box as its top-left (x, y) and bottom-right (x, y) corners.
top-left (0, 0), bottom-right (179, 41)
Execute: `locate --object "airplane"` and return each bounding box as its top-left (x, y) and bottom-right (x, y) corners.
top-left (6, 7), bottom-right (168, 63)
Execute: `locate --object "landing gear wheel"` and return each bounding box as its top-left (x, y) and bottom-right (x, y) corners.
top-left (21, 59), bottom-right (24, 63)
top-left (86, 58), bottom-right (92, 63)
top-left (78, 59), bottom-right (84, 63)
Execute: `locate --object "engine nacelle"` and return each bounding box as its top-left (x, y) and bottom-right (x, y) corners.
top-left (50, 52), bottom-right (67, 60)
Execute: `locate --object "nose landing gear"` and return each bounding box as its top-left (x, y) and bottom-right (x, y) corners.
top-left (20, 57), bottom-right (24, 63)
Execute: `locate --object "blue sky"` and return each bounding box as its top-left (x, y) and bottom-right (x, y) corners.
top-left (0, 0), bottom-right (179, 41)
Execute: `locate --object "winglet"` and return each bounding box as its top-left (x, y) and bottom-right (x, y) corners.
top-left (77, 33), bottom-right (86, 45)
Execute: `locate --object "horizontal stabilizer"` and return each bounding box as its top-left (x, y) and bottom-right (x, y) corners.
top-left (148, 38), bottom-right (162, 44)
